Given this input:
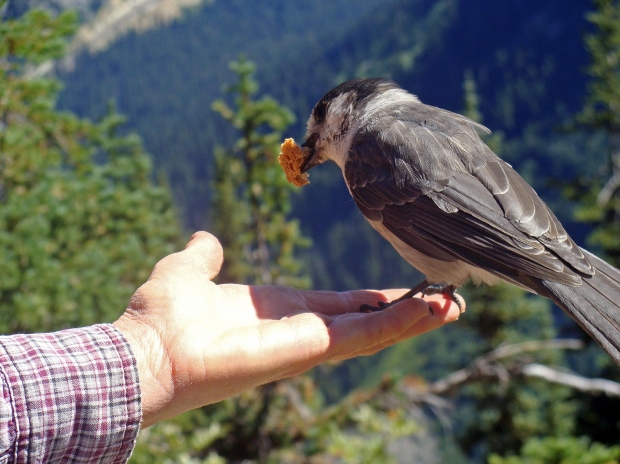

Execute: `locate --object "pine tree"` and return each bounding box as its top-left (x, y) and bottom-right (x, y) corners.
top-left (488, 436), bottom-right (620, 464)
top-left (0, 8), bottom-right (180, 333)
top-left (210, 56), bottom-right (310, 287)
top-left (573, 0), bottom-right (620, 265)
top-left (559, 0), bottom-right (620, 446)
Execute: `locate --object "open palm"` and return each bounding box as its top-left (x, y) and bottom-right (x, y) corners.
top-left (114, 232), bottom-right (463, 427)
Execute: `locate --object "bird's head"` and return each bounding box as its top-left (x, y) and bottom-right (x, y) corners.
top-left (301, 77), bottom-right (399, 172)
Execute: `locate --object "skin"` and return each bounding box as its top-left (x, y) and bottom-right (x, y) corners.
top-left (113, 231), bottom-right (464, 428)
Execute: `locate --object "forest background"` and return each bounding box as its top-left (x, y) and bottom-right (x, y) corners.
top-left (2, 0), bottom-right (620, 462)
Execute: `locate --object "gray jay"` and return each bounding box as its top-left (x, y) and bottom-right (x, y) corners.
top-left (300, 77), bottom-right (620, 365)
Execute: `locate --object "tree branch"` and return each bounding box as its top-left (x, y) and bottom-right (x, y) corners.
top-left (428, 339), bottom-right (585, 395)
top-left (520, 363), bottom-right (620, 397)
top-left (597, 170), bottom-right (620, 206)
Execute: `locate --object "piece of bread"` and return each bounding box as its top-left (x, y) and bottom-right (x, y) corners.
top-left (278, 138), bottom-right (310, 187)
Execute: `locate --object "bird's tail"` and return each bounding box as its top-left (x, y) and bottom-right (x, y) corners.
top-left (541, 249), bottom-right (620, 365)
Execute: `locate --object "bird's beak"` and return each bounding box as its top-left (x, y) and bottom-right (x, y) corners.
top-left (300, 148), bottom-right (321, 173)
top-left (300, 136), bottom-right (323, 173)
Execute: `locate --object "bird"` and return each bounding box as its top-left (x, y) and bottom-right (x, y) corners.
top-left (299, 77), bottom-right (620, 365)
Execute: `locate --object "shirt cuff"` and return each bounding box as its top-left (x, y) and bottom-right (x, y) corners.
top-left (0, 324), bottom-right (141, 463)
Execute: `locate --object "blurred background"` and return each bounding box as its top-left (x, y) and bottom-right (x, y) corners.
top-left (2, 0), bottom-right (620, 462)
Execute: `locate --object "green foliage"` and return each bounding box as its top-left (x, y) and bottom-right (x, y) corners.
top-left (570, 0), bottom-right (620, 266)
top-left (559, 0), bottom-right (620, 446)
top-left (580, 0), bottom-right (620, 131)
top-left (566, 178), bottom-right (620, 266)
top-left (130, 409), bottom-right (229, 463)
top-left (454, 245), bottom-right (574, 455)
top-left (0, 8), bottom-right (76, 63)
top-left (341, 0), bottom-right (458, 79)
top-left (488, 437), bottom-right (620, 464)
top-left (462, 70), bottom-right (504, 154)
top-left (210, 56), bottom-right (310, 287)
top-left (133, 376), bottom-right (422, 463)
top-left (0, 9), bottom-right (180, 332)
top-left (463, 70), bottom-right (483, 123)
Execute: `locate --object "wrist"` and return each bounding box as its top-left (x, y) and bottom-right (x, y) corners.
top-left (113, 315), bottom-right (173, 428)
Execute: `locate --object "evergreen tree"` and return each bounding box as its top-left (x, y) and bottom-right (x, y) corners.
top-left (0, 8), bottom-right (180, 333)
top-left (572, 0), bottom-right (620, 265)
top-left (210, 56), bottom-right (310, 287)
top-left (561, 0), bottom-right (620, 446)
top-left (488, 436), bottom-right (620, 464)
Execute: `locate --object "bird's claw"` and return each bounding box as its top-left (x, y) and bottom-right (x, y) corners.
top-left (421, 283), bottom-right (463, 313)
top-left (359, 281), bottom-right (463, 314)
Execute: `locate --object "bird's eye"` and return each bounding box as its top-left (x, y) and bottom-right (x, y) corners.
top-left (302, 132), bottom-right (318, 148)
top-left (313, 101), bottom-right (328, 123)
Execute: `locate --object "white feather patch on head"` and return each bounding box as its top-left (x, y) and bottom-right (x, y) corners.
top-left (319, 93), bottom-right (357, 169)
top-left (360, 87), bottom-right (420, 124)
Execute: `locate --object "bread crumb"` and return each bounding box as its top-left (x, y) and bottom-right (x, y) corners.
top-left (278, 138), bottom-right (310, 187)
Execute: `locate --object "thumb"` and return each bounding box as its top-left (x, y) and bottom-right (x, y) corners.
top-left (149, 232), bottom-right (224, 280)
top-left (183, 231), bottom-right (224, 281)
top-left (149, 231), bottom-right (223, 281)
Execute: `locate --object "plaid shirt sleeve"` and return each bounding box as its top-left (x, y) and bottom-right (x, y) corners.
top-left (0, 324), bottom-right (142, 463)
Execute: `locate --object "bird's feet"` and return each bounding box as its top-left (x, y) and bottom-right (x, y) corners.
top-left (360, 280), bottom-right (463, 314)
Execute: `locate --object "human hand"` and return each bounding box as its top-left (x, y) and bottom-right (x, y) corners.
top-left (113, 231), bottom-right (464, 428)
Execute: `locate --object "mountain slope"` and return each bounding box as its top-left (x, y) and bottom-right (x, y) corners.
top-left (59, 0), bottom-right (385, 227)
top-left (58, 0), bottom-right (593, 290)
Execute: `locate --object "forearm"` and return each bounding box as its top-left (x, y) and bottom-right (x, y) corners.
top-left (0, 325), bottom-right (141, 463)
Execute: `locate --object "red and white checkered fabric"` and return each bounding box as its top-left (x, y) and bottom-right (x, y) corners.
top-left (0, 324), bottom-right (141, 463)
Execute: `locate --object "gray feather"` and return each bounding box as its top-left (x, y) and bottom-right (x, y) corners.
top-left (541, 251), bottom-right (620, 364)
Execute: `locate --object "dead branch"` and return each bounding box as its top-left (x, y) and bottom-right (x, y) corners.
top-left (428, 339), bottom-right (585, 395)
top-left (520, 363), bottom-right (620, 397)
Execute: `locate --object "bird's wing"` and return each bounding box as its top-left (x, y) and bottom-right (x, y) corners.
top-left (344, 103), bottom-right (592, 287)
